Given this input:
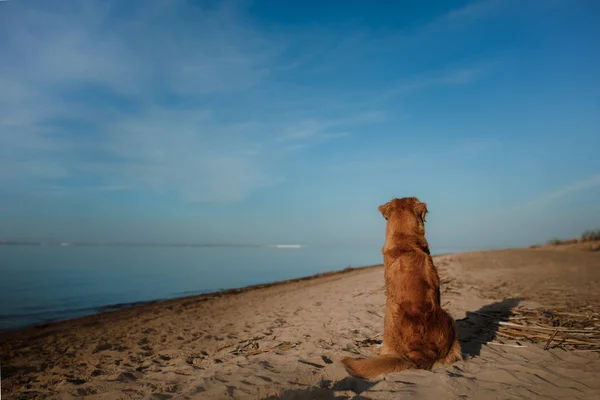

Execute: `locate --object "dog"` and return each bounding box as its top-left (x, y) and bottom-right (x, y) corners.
top-left (341, 197), bottom-right (462, 380)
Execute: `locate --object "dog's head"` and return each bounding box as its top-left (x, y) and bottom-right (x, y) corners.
top-left (378, 197), bottom-right (428, 234)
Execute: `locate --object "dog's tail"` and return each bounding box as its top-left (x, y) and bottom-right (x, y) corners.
top-left (341, 355), bottom-right (417, 380)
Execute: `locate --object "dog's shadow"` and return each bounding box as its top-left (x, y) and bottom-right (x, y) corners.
top-left (265, 298), bottom-right (522, 399)
top-left (457, 297), bottom-right (522, 356)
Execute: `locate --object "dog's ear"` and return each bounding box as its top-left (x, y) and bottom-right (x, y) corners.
top-left (378, 202), bottom-right (391, 220)
top-left (378, 200), bottom-right (395, 220)
top-left (414, 200), bottom-right (428, 224)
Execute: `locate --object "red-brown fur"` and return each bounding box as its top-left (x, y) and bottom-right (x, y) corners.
top-left (341, 197), bottom-right (462, 380)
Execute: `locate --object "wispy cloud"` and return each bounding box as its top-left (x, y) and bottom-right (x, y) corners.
top-left (351, 1), bottom-right (512, 105)
top-left (96, 107), bottom-right (286, 202)
top-left (376, 67), bottom-right (485, 102)
top-left (0, 2), bottom-right (345, 202)
top-left (522, 174), bottom-right (600, 208)
top-left (0, 1), bottom-right (396, 203)
top-left (326, 156), bottom-right (420, 172)
top-left (442, 0), bottom-right (503, 21)
top-left (326, 138), bottom-right (499, 174)
top-left (1, 0), bottom-right (276, 96)
top-left (0, 0), bottom-right (559, 208)
top-left (275, 111), bottom-right (386, 142)
top-left (375, 56), bottom-right (505, 103)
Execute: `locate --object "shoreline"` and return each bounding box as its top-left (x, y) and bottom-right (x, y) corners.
top-left (0, 263), bottom-right (383, 337)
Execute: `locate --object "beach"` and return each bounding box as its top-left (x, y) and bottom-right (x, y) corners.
top-left (1, 247), bottom-right (599, 399)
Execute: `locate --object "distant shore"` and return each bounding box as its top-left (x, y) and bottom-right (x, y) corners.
top-left (0, 241), bottom-right (378, 248)
top-left (0, 241), bottom-right (306, 247)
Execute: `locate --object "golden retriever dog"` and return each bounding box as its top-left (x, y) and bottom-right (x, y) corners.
top-left (341, 197), bottom-right (462, 380)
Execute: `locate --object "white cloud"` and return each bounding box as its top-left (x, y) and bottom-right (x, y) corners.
top-left (97, 108), bottom-right (284, 202)
top-left (1, 0), bottom-right (276, 96)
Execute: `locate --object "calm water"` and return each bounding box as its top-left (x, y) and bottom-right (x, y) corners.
top-left (0, 244), bottom-right (457, 331)
top-left (0, 245), bottom-right (383, 330)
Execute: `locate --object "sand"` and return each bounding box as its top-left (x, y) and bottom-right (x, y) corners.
top-left (1, 248), bottom-right (599, 399)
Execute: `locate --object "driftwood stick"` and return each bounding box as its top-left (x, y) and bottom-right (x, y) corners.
top-left (487, 342), bottom-right (528, 348)
top-left (498, 321), bottom-right (597, 334)
top-left (496, 329), bottom-right (598, 345)
top-left (544, 329), bottom-right (559, 350)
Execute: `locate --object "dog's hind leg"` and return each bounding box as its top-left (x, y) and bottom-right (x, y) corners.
top-left (404, 348), bottom-right (437, 370)
top-left (433, 339), bottom-right (463, 368)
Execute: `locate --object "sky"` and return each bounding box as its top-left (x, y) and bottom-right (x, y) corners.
top-left (0, 0), bottom-right (599, 250)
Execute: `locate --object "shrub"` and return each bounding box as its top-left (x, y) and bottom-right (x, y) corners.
top-left (546, 238), bottom-right (578, 246)
top-left (581, 229), bottom-right (600, 242)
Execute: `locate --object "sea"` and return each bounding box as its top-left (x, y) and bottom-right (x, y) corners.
top-left (0, 244), bottom-right (456, 331)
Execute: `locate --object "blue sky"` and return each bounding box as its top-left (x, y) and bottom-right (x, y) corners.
top-left (0, 0), bottom-right (599, 250)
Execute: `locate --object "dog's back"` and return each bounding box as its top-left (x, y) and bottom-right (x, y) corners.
top-left (342, 198), bottom-right (462, 379)
top-left (386, 246), bottom-right (460, 367)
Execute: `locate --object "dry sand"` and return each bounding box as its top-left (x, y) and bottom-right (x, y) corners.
top-left (2, 247), bottom-right (599, 399)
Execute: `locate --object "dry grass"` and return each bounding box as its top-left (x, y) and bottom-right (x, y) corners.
top-left (545, 238), bottom-right (579, 246)
top-left (489, 308), bottom-right (600, 351)
top-left (530, 229), bottom-right (600, 251)
top-left (581, 229), bottom-right (600, 242)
